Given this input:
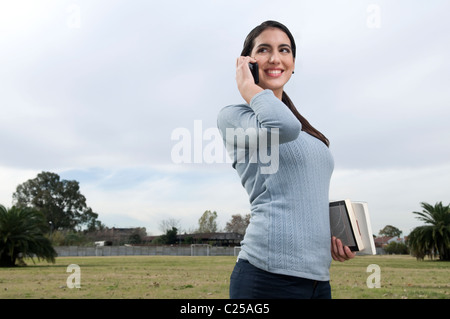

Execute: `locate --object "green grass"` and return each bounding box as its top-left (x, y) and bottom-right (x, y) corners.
top-left (0, 256), bottom-right (234, 299)
top-left (0, 255), bottom-right (448, 299)
top-left (330, 255), bottom-right (450, 299)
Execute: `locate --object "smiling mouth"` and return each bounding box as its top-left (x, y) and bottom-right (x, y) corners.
top-left (265, 69), bottom-right (284, 77)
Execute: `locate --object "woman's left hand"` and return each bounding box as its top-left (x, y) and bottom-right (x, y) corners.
top-left (331, 236), bottom-right (356, 262)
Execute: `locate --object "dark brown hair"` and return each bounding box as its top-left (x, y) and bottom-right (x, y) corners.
top-left (241, 20), bottom-right (330, 147)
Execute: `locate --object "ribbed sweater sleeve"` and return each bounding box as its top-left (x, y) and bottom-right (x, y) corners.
top-left (217, 90), bottom-right (301, 145)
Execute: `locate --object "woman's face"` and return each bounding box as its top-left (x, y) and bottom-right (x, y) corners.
top-left (250, 28), bottom-right (295, 96)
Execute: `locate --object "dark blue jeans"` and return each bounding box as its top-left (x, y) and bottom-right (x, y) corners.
top-left (229, 259), bottom-right (331, 299)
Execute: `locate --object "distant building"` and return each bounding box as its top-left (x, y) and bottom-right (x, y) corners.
top-left (90, 227), bottom-right (146, 245)
top-left (178, 232), bottom-right (243, 246)
top-left (374, 236), bottom-right (393, 249)
top-left (374, 236), bottom-right (408, 254)
top-left (144, 232), bottom-right (243, 246)
top-left (387, 236), bottom-right (408, 244)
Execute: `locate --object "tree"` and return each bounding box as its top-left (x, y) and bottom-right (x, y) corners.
top-left (159, 227), bottom-right (178, 245)
top-left (407, 202), bottom-right (450, 261)
top-left (0, 205), bottom-right (57, 267)
top-left (197, 210), bottom-right (218, 233)
top-left (128, 228), bottom-right (147, 245)
top-left (225, 214), bottom-right (251, 235)
top-left (159, 218), bottom-right (181, 234)
top-left (13, 171), bottom-right (102, 231)
top-left (379, 225), bottom-right (402, 237)
top-left (384, 241), bottom-right (409, 255)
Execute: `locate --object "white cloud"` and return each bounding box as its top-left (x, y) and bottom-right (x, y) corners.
top-left (59, 165), bottom-right (249, 235)
top-left (330, 163), bottom-right (450, 235)
top-left (0, 166), bottom-right (41, 207)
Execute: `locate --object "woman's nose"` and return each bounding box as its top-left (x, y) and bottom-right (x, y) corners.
top-left (269, 52), bottom-right (281, 64)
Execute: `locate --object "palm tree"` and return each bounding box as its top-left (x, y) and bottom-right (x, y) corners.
top-left (0, 205), bottom-right (57, 267)
top-left (408, 202), bottom-right (450, 261)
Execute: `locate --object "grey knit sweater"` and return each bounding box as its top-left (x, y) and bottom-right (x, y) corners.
top-left (217, 89), bottom-right (334, 281)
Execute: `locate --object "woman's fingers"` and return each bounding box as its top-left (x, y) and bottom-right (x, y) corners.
top-left (236, 55), bottom-right (257, 66)
top-left (236, 56), bottom-right (255, 80)
top-left (235, 56), bottom-right (263, 104)
top-left (331, 236), bottom-right (356, 262)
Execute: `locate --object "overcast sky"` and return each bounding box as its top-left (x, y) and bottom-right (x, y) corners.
top-left (1, 0), bottom-right (449, 236)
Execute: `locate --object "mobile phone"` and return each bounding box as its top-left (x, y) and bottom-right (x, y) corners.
top-left (248, 62), bottom-right (259, 84)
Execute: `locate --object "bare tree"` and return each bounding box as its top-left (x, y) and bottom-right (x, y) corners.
top-left (225, 214), bottom-right (251, 235)
top-left (159, 218), bottom-right (181, 234)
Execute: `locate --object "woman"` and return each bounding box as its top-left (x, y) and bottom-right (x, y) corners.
top-left (217, 21), bottom-right (355, 299)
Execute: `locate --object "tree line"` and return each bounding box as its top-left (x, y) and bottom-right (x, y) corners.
top-left (151, 211), bottom-right (250, 245)
top-left (0, 171), bottom-right (251, 266)
top-left (1, 171), bottom-right (449, 266)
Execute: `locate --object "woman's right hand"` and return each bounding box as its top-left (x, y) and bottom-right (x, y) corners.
top-left (236, 56), bottom-right (263, 104)
top-left (331, 236), bottom-right (356, 262)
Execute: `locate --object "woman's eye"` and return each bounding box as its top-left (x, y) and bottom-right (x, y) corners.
top-left (280, 48), bottom-right (291, 54)
top-left (257, 48), bottom-right (268, 53)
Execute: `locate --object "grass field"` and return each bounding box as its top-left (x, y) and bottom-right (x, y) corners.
top-left (0, 255), bottom-right (448, 299)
